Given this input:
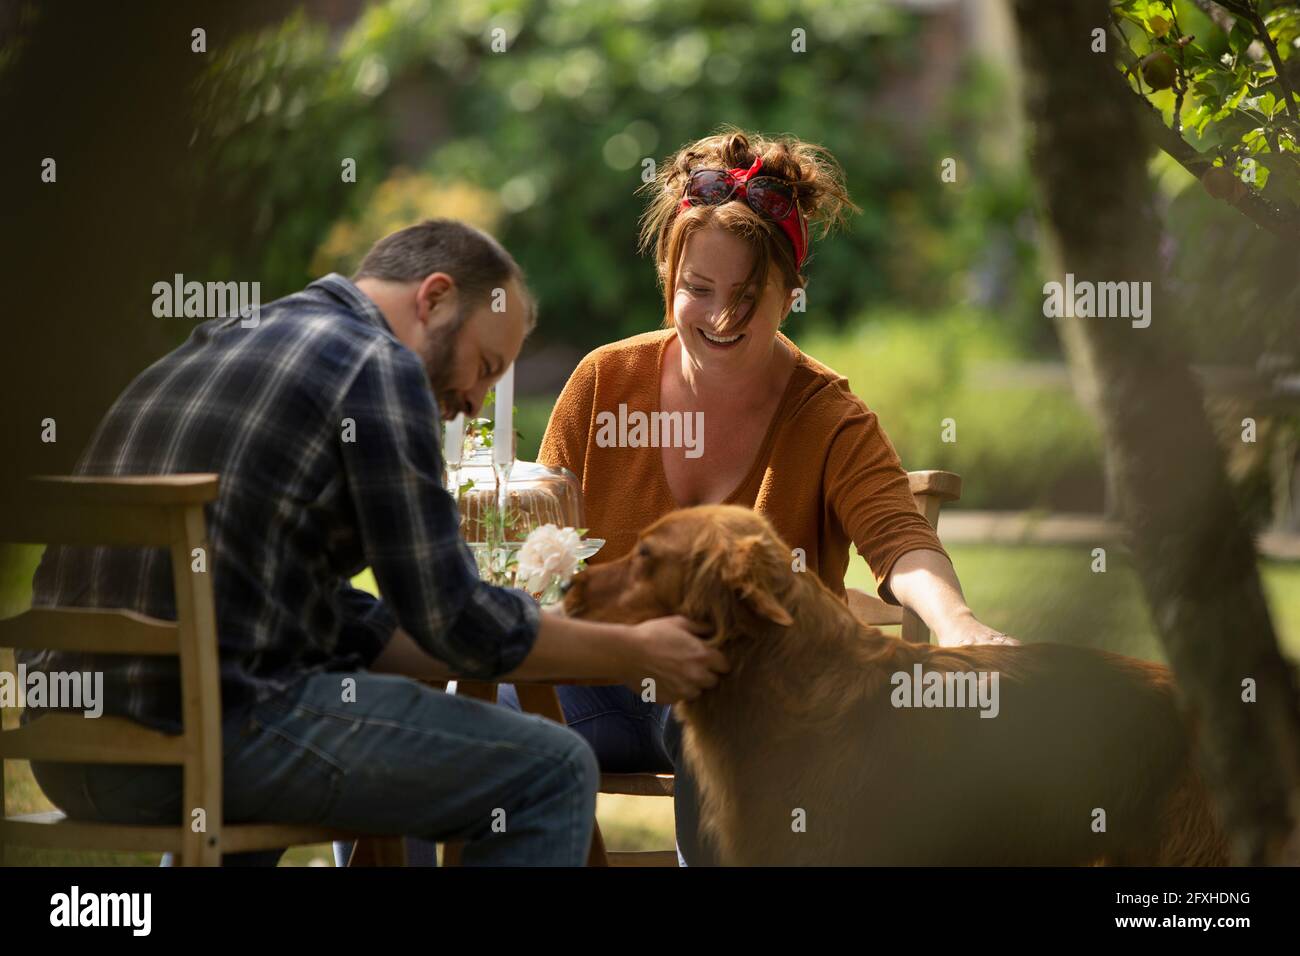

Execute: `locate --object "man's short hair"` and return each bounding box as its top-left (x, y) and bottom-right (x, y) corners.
top-left (353, 219), bottom-right (536, 329)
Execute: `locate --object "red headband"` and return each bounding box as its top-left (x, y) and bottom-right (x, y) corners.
top-left (678, 156), bottom-right (809, 270)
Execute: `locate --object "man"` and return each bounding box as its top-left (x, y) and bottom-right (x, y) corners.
top-left (23, 219), bottom-right (726, 865)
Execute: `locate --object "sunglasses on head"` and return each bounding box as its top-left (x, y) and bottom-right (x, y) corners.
top-left (678, 156), bottom-right (808, 269)
top-left (683, 167), bottom-right (799, 220)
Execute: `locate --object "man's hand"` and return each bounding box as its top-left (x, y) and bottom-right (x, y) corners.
top-left (936, 616), bottom-right (1020, 648)
top-left (621, 615), bottom-right (728, 704)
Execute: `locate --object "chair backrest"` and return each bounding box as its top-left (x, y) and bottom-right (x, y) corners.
top-left (900, 470), bottom-right (962, 644)
top-left (0, 474), bottom-right (223, 864)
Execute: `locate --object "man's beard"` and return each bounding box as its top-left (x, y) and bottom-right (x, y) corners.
top-left (423, 302), bottom-right (469, 418)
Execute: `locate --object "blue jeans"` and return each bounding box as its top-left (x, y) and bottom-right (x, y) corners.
top-left (31, 671), bottom-right (599, 866)
top-left (497, 683), bottom-right (720, 866)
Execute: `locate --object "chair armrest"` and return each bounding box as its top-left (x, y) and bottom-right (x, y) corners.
top-left (846, 588), bottom-right (904, 626)
top-left (907, 470), bottom-right (962, 504)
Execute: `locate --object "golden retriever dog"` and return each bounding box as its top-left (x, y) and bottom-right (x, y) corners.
top-left (564, 505), bottom-right (1228, 866)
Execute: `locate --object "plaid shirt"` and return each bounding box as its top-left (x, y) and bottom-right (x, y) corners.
top-left (23, 273), bottom-right (539, 733)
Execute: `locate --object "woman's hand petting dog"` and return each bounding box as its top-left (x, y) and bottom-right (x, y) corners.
top-left (936, 613), bottom-right (1020, 648)
top-left (622, 615), bottom-right (728, 703)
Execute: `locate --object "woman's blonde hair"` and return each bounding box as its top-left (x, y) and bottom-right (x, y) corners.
top-left (638, 127), bottom-right (857, 332)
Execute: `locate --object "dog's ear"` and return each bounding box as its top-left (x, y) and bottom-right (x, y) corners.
top-left (721, 534), bottom-right (794, 627)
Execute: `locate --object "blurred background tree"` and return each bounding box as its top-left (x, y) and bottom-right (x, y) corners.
top-left (1012, 0), bottom-right (1300, 865)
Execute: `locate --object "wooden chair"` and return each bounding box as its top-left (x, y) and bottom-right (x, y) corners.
top-left (0, 474), bottom-right (392, 866)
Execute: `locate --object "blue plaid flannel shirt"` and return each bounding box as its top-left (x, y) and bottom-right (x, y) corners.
top-left (23, 273), bottom-right (540, 733)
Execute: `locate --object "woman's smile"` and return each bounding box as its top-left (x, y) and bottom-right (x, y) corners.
top-left (697, 327), bottom-right (745, 349)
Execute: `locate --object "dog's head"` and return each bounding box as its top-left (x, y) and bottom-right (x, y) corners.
top-left (564, 505), bottom-right (795, 645)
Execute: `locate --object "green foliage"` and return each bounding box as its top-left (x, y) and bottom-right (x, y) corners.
top-left (1111, 0), bottom-right (1299, 408)
top-left (799, 311), bottom-right (1105, 509)
top-left (917, 60), bottom-right (1049, 349)
top-left (189, 0), bottom-right (1042, 350)
top-left (186, 12), bottom-right (390, 300)
top-left (1112, 0), bottom-right (1300, 206)
top-left (515, 395), bottom-right (556, 461)
top-left (1161, 161), bottom-right (1300, 359)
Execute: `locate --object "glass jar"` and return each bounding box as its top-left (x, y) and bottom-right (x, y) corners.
top-left (448, 419), bottom-right (584, 544)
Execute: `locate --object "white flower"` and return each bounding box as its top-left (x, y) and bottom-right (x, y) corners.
top-left (515, 524), bottom-right (583, 594)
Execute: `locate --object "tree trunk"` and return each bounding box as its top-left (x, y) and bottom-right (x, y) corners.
top-left (1009, 0), bottom-right (1300, 864)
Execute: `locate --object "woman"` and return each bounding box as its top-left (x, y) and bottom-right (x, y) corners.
top-left (499, 128), bottom-right (1014, 864)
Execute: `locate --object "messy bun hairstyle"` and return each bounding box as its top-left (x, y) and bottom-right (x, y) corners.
top-left (638, 127), bottom-right (857, 332)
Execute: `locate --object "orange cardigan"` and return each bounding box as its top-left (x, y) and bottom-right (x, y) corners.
top-left (538, 330), bottom-right (948, 602)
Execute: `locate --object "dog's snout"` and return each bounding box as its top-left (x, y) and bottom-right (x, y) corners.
top-left (559, 578), bottom-right (574, 596)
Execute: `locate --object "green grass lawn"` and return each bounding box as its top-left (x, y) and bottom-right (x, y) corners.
top-left (5, 542), bottom-right (1298, 863)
